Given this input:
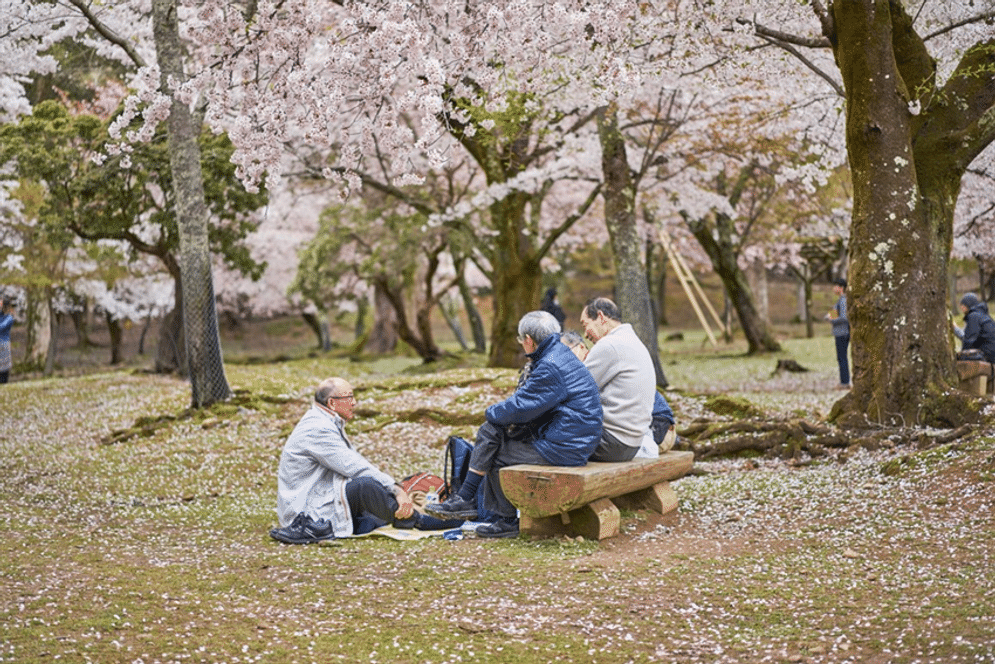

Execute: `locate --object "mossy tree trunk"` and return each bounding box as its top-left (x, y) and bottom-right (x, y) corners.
top-left (826, 0), bottom-right (995, 427)
top-left (597, 105), bottom-right (668, 387)
top-left (152, 0), bottom-right (231, 407)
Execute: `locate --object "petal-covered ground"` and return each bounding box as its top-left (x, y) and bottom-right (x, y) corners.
top-left (1, 350), bottom-right (993, 664)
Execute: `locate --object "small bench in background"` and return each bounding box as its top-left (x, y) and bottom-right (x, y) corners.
top-left (499, 451), bottom-right (694, 540)
top-left (957, 360), bottom-right (995, 396)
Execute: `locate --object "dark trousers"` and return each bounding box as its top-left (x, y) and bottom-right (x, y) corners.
top-left (589, 429), bottom-right (639, 462)
top-left (0, 371), bottom-right (8, 384)
top-left (471, 422), bottom-right (547, 519)
top-left (835, 334), bottom-right (850, 386)
top-left (345, 476), bottom-right (408, 533)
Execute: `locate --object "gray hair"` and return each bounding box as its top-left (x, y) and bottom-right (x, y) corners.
top-left (561, 330), bottom-right (585, 347)
top-left (518, 310), bottom-right (561, 345)
top-left (315, 377), bottom-right (349, 405)
top-left (583, 297), bottom-right (621, 322)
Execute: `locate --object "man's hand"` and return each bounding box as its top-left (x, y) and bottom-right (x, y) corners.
top-left (393, 485), bottom-right (414, 520)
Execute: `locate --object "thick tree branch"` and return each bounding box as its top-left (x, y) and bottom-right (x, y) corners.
top-left (811, 0), bottom-right (835, 40)
top-left (735, 17), bottom-right (831, 48)
top-left (535, 182), bottom-right (602, 258)
top-left (887, 1), bottom-right (936, 105)
top-left (757, 33), bottom-right (846, 99)
top-left (925, 39), bottom-right (995, 164)
top-left (736, 18), bottom-right (846, 99)
top-left (923, 11), bottom-right (995, 42)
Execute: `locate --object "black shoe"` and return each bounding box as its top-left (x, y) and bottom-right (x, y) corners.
top-left (422, 496), bottom-right (478, 520)
top-left (476, 518), bottom-right (519, 539)
top-left (269, 513), bottom-right (337, 544)
top-left (414, 513), bottom-right (464, 530)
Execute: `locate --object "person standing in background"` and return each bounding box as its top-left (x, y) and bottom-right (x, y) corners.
top-left (826, 278), bottom-right (850, 389)
top-left (540, 287), bottom-right (566, 327)
top-left (0, 297), bottom-right (15, 384)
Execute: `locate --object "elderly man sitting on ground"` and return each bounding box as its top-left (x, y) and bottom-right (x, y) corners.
top-left (272, 377), bottom-right (459, 544)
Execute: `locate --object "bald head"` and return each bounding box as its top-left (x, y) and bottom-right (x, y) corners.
top-left (315, 377), bottom-right (352, 406)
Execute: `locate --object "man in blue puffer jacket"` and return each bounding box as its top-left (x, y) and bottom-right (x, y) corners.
top-left (425, 310), bottom-right (603, 538)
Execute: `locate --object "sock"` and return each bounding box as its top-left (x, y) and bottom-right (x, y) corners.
top-left (457, 471), bottom-right (483, 502)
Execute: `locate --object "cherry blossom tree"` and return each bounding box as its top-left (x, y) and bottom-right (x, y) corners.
top-left (1, 98), bottom-right (266, 375)
top-left (724, 0), bottom-right (995, 426)
top-left (171, 0), bottom-right (646, 368)
top-left (953, 169), bottom-right (995, 300)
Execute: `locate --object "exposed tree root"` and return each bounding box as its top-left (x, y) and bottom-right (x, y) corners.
top-left (675, 418), bottom-right (978, 462)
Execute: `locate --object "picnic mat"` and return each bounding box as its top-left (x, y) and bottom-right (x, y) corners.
top-left (341, 521), bottom-right (487, 541)
top-left (346, 526), bottom-right (444, 540)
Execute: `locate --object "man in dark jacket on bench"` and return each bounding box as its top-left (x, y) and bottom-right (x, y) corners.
top-left (955, 293), bottom-right (995, 363)
top-left (425, 310), bottom-right (603, 538)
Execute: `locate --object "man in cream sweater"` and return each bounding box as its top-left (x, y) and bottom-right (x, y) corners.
top-left (579, 297), bottom-right (657, 462)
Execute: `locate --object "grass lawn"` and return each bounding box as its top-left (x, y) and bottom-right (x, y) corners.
top-left (2, 335), bottom-right (993, 664)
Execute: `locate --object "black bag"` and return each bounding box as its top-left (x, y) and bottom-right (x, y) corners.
top-left (441, 436), bottom-right (473, 500)
top-left (441, 435), bottom-right (499, 522)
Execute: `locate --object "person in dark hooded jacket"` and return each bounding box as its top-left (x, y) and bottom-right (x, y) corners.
top-left (540, 287), bottom-right (567, 326)
top-left (424, 310), bottom-right (603, 538)
top-left (955, 293), bottom-right (995, 363)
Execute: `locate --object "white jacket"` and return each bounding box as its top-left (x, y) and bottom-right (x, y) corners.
top-left (584, 323), bottom-right (656, 448)
top-left (276, 404), bottom-right (395, 535)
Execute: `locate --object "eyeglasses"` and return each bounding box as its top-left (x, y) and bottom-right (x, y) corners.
top-left (329, 394), bottom-right (355, 401)
top-left (516, 335), bottom-right (525, 344)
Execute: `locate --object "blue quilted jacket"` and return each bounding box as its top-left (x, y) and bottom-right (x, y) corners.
top-left (485, 334), bottom-right (603, 466)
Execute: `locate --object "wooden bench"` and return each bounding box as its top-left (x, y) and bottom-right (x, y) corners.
top-left (957, 360), bottom-right (995, 396)
top-left (499, 451), bottom-right (694, 540)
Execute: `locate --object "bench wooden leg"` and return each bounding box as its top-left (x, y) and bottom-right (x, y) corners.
top-left (519, 497), bottom-right (620, 540)
top-left (612, 481), bottom-right (679, 516)
top-left (959, 376), bottom-right (987, 395)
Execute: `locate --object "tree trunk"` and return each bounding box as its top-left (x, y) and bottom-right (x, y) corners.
top-left (685, 211), bottom-right (782, 354)
top-left (138, 315), bottom-right (152, 355)
top-left (825, 0), bottom-right (993, 427)
top-left (24, 286), bottom-right (50, 368)
top-left (106, 312), bottom-right (123, 364)
top-left (155, 278), bottom-right (186, 374)
top-left (458, 275), bottom-right (487, 353)
top-left (43, 295), bottom-right (58, 376)
top-left (153, 0), bottom-right (230, 407)
top-left (649, 241), bottom-right (669, 326)
top-left (747, 259), bottom-right (769, 323)
top-left (440, 296), bottom-right (468, 350)
top-left (597, 105), bottom-right (668, 388)
top-left (70, 300), bottom-right (93, 348)
top-left (365, 283), bottom-right (398, 354)
top-left (487, 191), bottom-right (541, 368)
top-left (301, 311), bottom-right (331, 351)
top-left (803, 278), bottom-right (814, 339)
top-left (374, 277), bottom-right (442, 361)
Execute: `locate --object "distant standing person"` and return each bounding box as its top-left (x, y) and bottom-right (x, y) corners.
top-left (0, 298), bottom-right (14, 384)
top-left (954, 293), bottom-right (995, 363)
top-left (540, 287), bottom-right (566, 327)
top-left (825, 278), bottom-right (850, 389)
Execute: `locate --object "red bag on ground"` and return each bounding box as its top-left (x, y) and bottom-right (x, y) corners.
top-left (399, 472), bottom-right (446, 509)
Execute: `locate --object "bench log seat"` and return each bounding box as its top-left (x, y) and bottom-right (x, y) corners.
top-left (956, 360), bottom-right (995, 396)
top-left (499, 451), bottom-right (694, 540)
